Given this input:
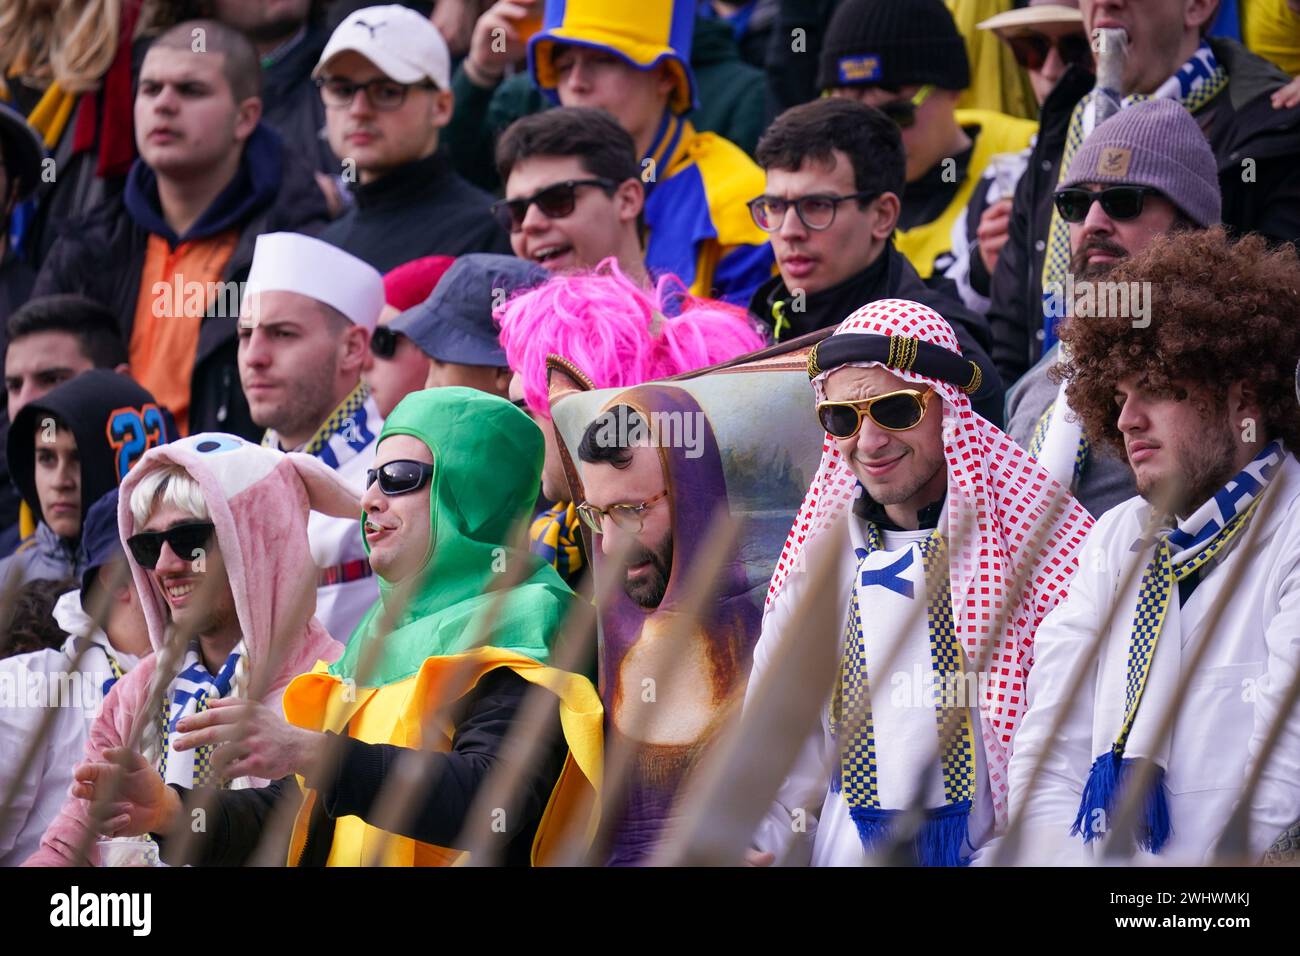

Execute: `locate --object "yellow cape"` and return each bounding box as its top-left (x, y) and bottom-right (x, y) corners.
top-left (281, 646), bottom-right (604, 866)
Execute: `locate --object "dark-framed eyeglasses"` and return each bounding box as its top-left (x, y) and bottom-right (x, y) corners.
top-left (489, 178), bottom-right (619, 233)
top-left (127, 522), bottom-right (216, 570)
top-left (576, 489), bottom-right (668, 534)
top-left (366, 459), bottom-right (434, 496)
top-left (748, 191), bottom-right (880, 232)
top-left (1005, 30), bottom-right (1093, 74)
top-left (817, 388), bottom-right (936, 439)
top-left (1053, 185), bottom-right (1159, 224)
top-left (370, 326), bottom-right (403, 359)
top-left (316, 76), bottom-right (438, 112)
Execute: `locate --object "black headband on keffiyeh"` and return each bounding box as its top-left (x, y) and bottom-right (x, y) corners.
top-left (767, 298), bottom-right (1094, 828)
top-left (808, 333), bottom-right (984, 395)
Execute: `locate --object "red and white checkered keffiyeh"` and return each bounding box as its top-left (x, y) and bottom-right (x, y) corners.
top-left (765, 299), bottom-right (1093, 825)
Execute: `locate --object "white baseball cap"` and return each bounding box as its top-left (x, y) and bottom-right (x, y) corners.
top-left (314, 4), bottom-right (451, 91)
top-left (242, 233), bottom-right (385, 333)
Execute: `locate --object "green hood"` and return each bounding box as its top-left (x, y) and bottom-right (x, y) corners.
top-left (332, 387), bottom-right (573, 686)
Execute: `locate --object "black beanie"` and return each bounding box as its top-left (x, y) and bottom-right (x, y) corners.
top-left (7, 370), bottom-right (172, 537)
top-left (817, 0), bottom-right (972, 93)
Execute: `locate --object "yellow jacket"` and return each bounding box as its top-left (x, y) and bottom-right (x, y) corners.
top-left (896, 108), bottom-right (1038, 280)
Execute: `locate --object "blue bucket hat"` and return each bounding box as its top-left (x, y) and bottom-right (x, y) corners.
top-left (389, 254), bottom-right (548, 367)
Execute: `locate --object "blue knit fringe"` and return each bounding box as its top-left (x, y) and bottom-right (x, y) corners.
top-left (849, 800), bottom-right (972, 867)
top-left (1071, 749), bottom-right (1172, 853)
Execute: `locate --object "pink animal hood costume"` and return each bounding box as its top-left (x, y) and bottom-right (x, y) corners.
top-left (25, 434), bottom-right (355, 866)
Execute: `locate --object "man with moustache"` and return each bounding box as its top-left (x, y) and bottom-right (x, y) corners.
top-left (987, 0), bottom-right (1300, 385)
top-left (574, 388), bottom-right (762, 865)
top-left (747, 298), bottom-right (1091, 866)
top-left (497, 263), bottom-right (763, 590)
top-left (1005, 99), bottom-right (1222, 517)
top-left (1007, 228), bottom-right (1300, 864)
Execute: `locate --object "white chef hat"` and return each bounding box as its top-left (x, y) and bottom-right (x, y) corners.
top-left (241, 232), bottom-right (384, 332)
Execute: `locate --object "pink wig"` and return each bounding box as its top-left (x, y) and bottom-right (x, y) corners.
top-left (497, 258), bottom-right (767, 418)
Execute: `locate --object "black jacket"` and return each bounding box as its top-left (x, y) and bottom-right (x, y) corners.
top-left (748, 240), bottom-right (1006, 425)
top-left (988, 40), bottom-right (1300, 386)
top-left (764, 0), bottom-right (839, 118)
top-left (260, 23), bottom-right (338, 176)
top-left (318, 150), bottom-right (511, 272)
top-left (32, 124), bottom-right (331, 440)
top-left (0, 250), bottom-right (35, 539)
top-left (153, 669), bottom-right (567, 867)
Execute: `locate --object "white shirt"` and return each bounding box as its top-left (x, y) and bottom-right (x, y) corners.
top-left (1004, 453), bottom-right (1300, 865)
top-left (281, 395), bottom-right (384, 643)
top-left (0, 590), bottom-right (141, 865)
top-left (309, 440), bottom-right (379, 643)
top-left (749, 515), bottom-right (994, 865)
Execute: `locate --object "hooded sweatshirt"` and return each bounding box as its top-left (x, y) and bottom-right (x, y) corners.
top-left (1, 370), bottom-right (171, 589)
top-left (0, 487), bottom-right (143, 865)
top-left (123, 124), bottom-right (285, 432)
top-left (0, 589), bottom-right (144, 866)
top-left (31, 122), bottom-right (331, 439)
top-left (23, 433), bottom-right (352, 866)
top-left (280, 388), bottom-right (604, 866)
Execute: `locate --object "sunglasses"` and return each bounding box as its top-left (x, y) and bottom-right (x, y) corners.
top-left (1005, 31), bottom-right (1093, 74)
top-left (366, 459), bottom-right (434, 496)
top-left (489, 178), bottom-right (618, 234)
top-left (1053, 185), bottom-right (1159, 223)
top-left (576, 489), bottom-right (668, 534)
top-left (127, 522), bottom-right (215, 570)
top-left (748, 191), bottom-right (880, 232)
top-left (877, 84), bottom-right (934, 129)
top-left (370, 326), bottom-right (403, 359)
top-left (817, 388), bottom-right (936, 439)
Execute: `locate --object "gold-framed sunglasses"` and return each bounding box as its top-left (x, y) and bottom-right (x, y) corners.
top-left (817, 388), bottom-right (935, 439)
top-left (576, 490), bottom-right (668, 534)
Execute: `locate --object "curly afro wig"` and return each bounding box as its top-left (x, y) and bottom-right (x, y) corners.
top-left (1055, 226), bottom-right (1300, 459)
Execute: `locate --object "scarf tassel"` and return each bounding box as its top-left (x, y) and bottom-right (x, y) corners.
top-left (1071, 749), bottom-right (1172, 853)
top-left (848, 800), bottom-right (972, 867)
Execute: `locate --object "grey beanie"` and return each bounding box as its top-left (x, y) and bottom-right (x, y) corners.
top-left (1063, 98), bottom-right (1221, 227)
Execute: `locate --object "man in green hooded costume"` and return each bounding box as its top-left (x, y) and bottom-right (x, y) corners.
top-left (97, 388), bottom-right (604, 866)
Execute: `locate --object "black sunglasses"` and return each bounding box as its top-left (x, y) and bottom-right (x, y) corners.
top-left (1006, 31), bottom-right (1093, 74)
top-left (1053, 185), bottom-right (1159, 223)
top-left (876, 84), bottom-right (934, 129)
top-left (370, 326), bottom-right (402, 359)
top-left (366, 459), bottom-right (434, 496)
top-left (489, 178), bottom-right (618, 233)
top-left (127, 522), bottom-right (215, 570)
